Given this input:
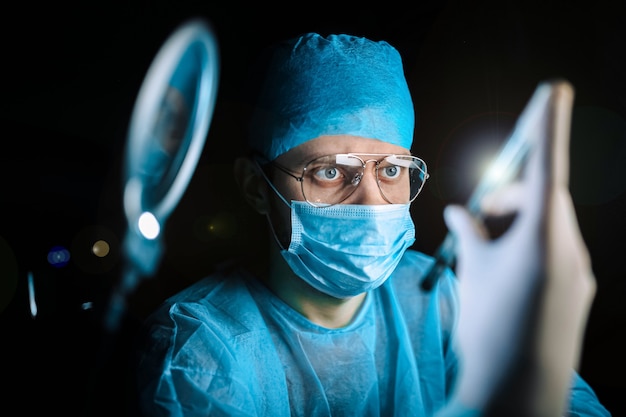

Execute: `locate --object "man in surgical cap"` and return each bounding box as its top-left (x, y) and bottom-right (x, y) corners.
top-left (134, 32), bottom-right (611, 416)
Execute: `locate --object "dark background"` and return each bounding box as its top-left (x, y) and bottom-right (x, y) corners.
top-left (1, 1), bottom-right (624, 416)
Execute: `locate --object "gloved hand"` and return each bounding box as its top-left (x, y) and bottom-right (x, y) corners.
top-left (441, 80), bottom-right (597, 416)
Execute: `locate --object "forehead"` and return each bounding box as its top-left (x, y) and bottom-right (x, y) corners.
top-left (275, 135), bottom-right (410, 165)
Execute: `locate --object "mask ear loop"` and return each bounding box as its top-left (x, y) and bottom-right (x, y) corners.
top-left (253, 159), bottom-right (292, 208)
top-left (264, 212), bottom-right (288, 252)
top-left (252, 159), bottom-right (291, 251)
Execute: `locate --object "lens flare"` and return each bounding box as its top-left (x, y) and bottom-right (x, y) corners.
top-left (47, 245), bottom-right (71, 268)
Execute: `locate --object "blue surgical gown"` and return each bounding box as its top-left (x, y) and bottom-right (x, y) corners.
top-left (135, 250), bottom-right (611, 416)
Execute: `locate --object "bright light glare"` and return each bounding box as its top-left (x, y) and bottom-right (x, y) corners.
top-left (138, 212), bottom-right (161, 240)
top-left (483, 158), bottom-right (510, 186)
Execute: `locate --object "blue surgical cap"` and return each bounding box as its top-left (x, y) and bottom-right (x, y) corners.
top-left (248, 33), bottom-right (414, 160)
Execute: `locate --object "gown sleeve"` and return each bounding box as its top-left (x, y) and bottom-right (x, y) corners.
top-left (135, 275), bottom-right (290, 417)
top-left (566, 371), bottom-right (612, 416)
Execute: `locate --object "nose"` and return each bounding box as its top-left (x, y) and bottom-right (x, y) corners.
top-left (343, 161), bottom-right (387, 205)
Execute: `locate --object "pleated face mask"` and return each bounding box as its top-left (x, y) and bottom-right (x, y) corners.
top-left (280, 201), bottom-right (416, 298)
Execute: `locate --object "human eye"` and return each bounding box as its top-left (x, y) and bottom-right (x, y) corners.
top-left (378, 162), bottom-right (404, 181)
top-left (305, 154), bottom-right (357, 188)
top-left (382, 165), bottom-right (401, 179)
top-left (312, 164), bottom-right (344, 182)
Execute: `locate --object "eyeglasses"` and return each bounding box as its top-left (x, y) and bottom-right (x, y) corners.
top-left (261, 153), bottom-right (429, 207)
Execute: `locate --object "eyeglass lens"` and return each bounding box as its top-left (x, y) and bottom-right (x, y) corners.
top-left (301, 154), bottom-right (427, 206)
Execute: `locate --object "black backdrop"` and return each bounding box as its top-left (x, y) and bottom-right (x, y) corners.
top-left (2, 1), bottom-right (625, 416)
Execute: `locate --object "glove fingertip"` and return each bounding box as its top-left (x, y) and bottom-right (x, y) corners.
top-left (443, 205), bottom-right (469, 232)
top-left (444, 205), bottom-right (485, 250)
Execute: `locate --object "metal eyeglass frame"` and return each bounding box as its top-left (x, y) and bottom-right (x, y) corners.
top-left (256, 152), bottom-right (429, 207)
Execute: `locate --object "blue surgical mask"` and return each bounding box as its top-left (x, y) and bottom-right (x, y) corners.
top-left (269, 200), bottom-right (416, 298)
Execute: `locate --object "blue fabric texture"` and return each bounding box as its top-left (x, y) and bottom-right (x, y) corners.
top-left (247, 33), bottom-right (415, 160)
top-left (135, 250), bottom-right (611, 417)
top-left (282, 202), bottom-right (416, 298)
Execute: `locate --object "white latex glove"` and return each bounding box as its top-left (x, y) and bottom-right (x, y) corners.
top-left (442, 80), bottom-right (597, 416)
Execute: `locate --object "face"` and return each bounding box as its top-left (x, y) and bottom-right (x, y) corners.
top-left (266, 135), bottom-right (411, 247)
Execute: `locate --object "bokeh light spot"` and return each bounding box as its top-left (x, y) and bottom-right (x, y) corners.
top-left (47, 245), bottom-right (71, 268)
top-left (71, 225), bottom-right (121, 274)
top-left (92, 240), bottom-right (110, 257)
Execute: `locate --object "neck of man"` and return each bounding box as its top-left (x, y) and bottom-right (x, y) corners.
top-left (264, 241), bottom-right (367, 329)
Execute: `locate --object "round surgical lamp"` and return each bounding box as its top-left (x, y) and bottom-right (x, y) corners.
top-left (104, 18), bottom-right (219, 332)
